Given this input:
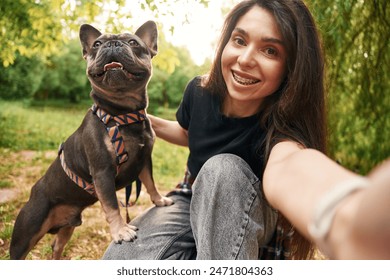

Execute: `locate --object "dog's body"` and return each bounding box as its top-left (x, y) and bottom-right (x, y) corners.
top-left (10, 21), bottom-right (173, 260)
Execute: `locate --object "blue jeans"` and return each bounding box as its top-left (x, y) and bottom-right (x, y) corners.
top-left (102, 154), bottom-right (277, 260)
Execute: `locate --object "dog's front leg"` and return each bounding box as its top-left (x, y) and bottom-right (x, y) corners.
top-left (94, 175), bottom-right (137, 243)
top-left (139, 157), bottom-right (174, 207)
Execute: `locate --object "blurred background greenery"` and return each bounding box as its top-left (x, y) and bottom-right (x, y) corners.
top-left (0, 0), bottom-right (389, 175)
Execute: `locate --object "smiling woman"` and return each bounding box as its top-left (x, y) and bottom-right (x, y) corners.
top-left (221, 6), bottom-right (287, 117)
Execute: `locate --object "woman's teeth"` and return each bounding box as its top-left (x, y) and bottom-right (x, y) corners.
top-left (232, 71), bottom-right (260, 85)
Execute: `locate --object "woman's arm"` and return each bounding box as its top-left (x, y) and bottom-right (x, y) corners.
top-left (148, 115), bottom-right (189, 147)
top-left (262, 141), bottom-right (389, 258)
top-left (263, 141), bottom-right (356, 238)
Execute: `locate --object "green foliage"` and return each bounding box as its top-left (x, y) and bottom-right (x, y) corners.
top-left (149, 44), bottom-right (209, 112)
top-left (309, 0), bottom-right (390, 173)
top-left (165, 47), bottom-right (209, 107)
top-left (153, 31), bottom-right (181, 74)
top-left (0, 40), bottom-right (90, 102)
top-left (34, 40), bottom-right (90, 102)
top-left (0, 0), bottom-right (64, 66)
top-left (148, 68), bottom-right (170, 111)
top-left (0, 55), bottom-right (45, 99)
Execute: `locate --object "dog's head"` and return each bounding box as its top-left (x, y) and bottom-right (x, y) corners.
top-left (79, 21), bottom-right (158, 112)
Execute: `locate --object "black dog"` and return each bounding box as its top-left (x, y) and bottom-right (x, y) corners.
top-left (10, 21), bottom-right (173, 259)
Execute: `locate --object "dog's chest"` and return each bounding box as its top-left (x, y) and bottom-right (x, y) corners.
top-left (121, 125), bottom-right (152, 156)
top-left (104, 122), bottom-right (152, 161)
top-left (118, 130), bottom-right (152, 187)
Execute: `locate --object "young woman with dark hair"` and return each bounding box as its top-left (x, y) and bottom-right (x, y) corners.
top-left (103, 0), bottom-right (390, 260)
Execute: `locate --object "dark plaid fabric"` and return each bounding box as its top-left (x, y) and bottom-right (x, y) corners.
top-left (258, 219), bottom-right (294, 260)
top-left (168, 169), bottom-right (293, 260)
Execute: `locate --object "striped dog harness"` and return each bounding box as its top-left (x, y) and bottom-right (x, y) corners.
top-left (58, 104), bottom-right (146, 203)
top-left (91, 104), bottom-right (147, 166)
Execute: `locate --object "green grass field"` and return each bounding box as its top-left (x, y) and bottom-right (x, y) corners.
top-left (0, 100), bottom-right (188, 259)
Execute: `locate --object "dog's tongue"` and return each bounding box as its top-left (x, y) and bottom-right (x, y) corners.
top-left (104, 62), bottom-right (123, 71)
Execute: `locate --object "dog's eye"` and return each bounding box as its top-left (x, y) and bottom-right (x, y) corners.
top-left (129, 39), bottom-right (139, 47)
top-left (93, 41), bottom-right (102, 48)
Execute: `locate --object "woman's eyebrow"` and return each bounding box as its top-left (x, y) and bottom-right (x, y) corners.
top-left (262, 36), bottom-right (285, 46)
top-left (233, 27), bottom-right (285, 46)
top-left (233, 27), bottom-right (248, 36)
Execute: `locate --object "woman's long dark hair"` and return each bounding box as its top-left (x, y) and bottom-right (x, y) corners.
top-left (204, 0), bottom-right (326, 259)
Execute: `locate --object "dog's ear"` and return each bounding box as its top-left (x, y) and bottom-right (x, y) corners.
top-left (135, 21), bottom-right (158, 58)
top-left (79, 24), bottom-right (102, 59)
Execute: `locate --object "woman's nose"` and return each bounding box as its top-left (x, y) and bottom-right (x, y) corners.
top-left (238, 46), bottom-right (256, 68)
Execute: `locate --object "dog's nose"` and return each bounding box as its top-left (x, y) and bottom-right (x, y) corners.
top-left (106, 41), bottom-right (123, 48)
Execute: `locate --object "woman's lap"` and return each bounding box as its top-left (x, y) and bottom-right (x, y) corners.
top-left (102, 153), bottom-right (277, 260)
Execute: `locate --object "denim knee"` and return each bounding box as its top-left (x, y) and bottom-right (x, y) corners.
top-left (190, 154), bottom-right (276, 259)
top-left (197, 153), bottom-right (260, 192)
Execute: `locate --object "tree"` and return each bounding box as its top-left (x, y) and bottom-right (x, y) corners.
top-left (34, 40), bottom-right (90, 102)
top-left (0, 0), bottom-right (65, 66)
top-left (0, 54), bottom-right (45, 99)
top-left (147, 37), bottom-right (208, 111)
top-left (0, 0), bottom-right (209, 67)
top-left (310, 0), bottom-right (390, 173)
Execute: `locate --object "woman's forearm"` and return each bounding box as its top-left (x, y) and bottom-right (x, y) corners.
top-left (148, 115), bottom-right (189, 147)
top-left (263, 141), bottom-right (357, 239)
top-left (262, 141), bottom-right (390, 259)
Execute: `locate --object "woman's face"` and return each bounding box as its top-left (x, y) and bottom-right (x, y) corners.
top-left (221, 5), bottom-right (287, 117)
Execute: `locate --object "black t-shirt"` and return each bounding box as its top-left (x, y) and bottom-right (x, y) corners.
top-left (176, 76), bottom-right (266, 179)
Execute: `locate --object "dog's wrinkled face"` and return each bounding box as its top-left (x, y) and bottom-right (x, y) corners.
top-left (79, 21), bottom-right (158, 110)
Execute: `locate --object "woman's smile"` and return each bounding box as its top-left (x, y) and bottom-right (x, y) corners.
top-left (231, 70), bottom-right (260, 85)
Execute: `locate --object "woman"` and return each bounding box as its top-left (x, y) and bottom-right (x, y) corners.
top-left (103, 0), bottom-right (390, 259)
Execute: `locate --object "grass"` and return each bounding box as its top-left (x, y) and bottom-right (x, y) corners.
top-left (0, 100), bottom-right (90, 151)
top-left (0, 100), bottom-right (188, 260)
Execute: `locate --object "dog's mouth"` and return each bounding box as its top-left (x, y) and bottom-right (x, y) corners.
top-left (93, 62), bottom-right (147, 81)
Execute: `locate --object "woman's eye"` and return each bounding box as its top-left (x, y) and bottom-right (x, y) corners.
top-left (264, 47), bottom-right (277, 56)
top-left (233, 37), bottom-right (246, 46)
top-left (129, 39), bottom-right (139, 47)
top-left (93, 41), bottom-right (102, 48)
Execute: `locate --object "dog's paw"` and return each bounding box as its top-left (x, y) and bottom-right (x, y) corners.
top-left (152, 196), bottom-right (174, 207)
top-left (113, 224), bottom-right (138, 243)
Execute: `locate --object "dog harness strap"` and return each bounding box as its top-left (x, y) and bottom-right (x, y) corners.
top-left (91, 104), bottom-right (146, 165)
top-left (107, 126), bottom-right (128, 165)
top-left (92, 104), bottom-right (146, 125)
top-left (58, 143), bottom-right (97, 197)
top-left (124, 178), bottom-right (142, 223)
top-left (112, 111), bottom-right (146, 125)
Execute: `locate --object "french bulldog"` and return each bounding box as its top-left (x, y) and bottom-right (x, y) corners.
top-left (10, 21), bottom-right (173, 260)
